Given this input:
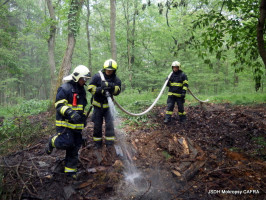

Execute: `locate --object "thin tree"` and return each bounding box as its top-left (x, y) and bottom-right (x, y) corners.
top-left (46, 0), bottom-right (57, 101)
top-left (122, 0), bottom-right (138, 85)
top-left (85, 0), bottom-right (92, 72)
top-left (257, 0), bottom-right (266, 67)
top-left (110, 0), bottom-right (117, 60)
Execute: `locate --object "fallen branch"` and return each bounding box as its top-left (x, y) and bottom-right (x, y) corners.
top-left (15, 157), bottom-right (36, 197)
top-left (29, 154), bottom-right (43, 185)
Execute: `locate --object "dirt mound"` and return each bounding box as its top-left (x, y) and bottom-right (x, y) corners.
top-left (1, 104), bottom-right (265, 199)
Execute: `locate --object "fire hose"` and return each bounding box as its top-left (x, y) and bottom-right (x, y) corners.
top-left (89, 71), bottom-right (209, 117)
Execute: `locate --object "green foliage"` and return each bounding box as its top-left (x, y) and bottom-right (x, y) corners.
top-left (0, 3), bottom-right (19, 73)
top-left (0, 99), bottom-right (53, 155)
top-left (0, 169), bottom-right (3, 200)
top-left (0, 99), bottom-right (51, 118)
top-left (0, 0), bottom-right (265, 109)
top-left (68, 0), bottom-right (83, 37)
top-left (0, 117), bottom-right (40, 155)
top-left (123, 115), bottom-right (149, 126)
top-left (115, 89), bottom-right (167, 114)
top-left (0, 0), bottom-right (51, 105)
top-left (191, 0), bottom-right (264, 90)
top-left (162, 151), bottom-right (172, 160)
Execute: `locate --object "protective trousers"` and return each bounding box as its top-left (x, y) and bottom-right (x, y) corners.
top-left (165, 96), bottom-right (186, 122)
top-left (53, 129), bottom-right (82, 173)
top-left (92, 106), bottom-right (115, 145)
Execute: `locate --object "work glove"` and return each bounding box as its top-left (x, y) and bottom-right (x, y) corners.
top-left (65, 108), bottom-right (82, 123)
top-left (101, 81), bottom-right (115, 91)
top-left (95, 87), bottom-right (104, 94)
top-left (102, 81), bottom-right (115, 97)
top-left (101, 81), bottom-right (110, 90)
top-left (107, 82), bottom-right (115, 90)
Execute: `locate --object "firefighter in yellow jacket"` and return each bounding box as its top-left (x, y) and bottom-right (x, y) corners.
top-left (45, 65), bottom-right (91, 179)
top-left (164, 61), bottom-right (188, 123)
top-left (88, 59), bottom-right (121, 148)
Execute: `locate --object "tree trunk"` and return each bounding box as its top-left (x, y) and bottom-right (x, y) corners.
top-left (130, 0), bottom-right (137, 83)
top-left (110, 0), bottom-right (117, 60)
top-left (46, 0), bottom-right (57, 101)
top-left (86, 0), bottom-right (92, 73)
top-left (257, 0), bottom-right (266, 68)
top-left (122, 0), bottom-right (138, 86)
top-left (54, 0), bottom-right (84, 100)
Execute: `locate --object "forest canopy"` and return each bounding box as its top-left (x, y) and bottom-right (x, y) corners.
top-left (0, 0), bottom-right (265, 105)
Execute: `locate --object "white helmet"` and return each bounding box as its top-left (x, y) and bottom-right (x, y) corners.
top-left (172, 61), bottom-right (181, 68)
top-left (63, 65), bottom-right (91, 82)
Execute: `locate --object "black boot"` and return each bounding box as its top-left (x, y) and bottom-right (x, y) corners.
top-left (164, 115), bottom-right (172, 124)
top-left (179, 115), bottom-right (187, 123)
top-left (66, 172), bottom-right (78, 180)
top-left (45, 137), bottom-right (54, 155)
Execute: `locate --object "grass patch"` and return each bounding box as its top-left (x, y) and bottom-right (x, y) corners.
top-left (0, 99), bottom-right (54, 155)
top-left (115, 89), bottom-right (167, 114)
top-left (0, 99), bottom-right (51, 118)
top-left (0, 115), bottom-right (55, 155)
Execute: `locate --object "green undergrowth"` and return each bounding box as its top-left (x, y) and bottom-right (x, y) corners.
top-left (0, 99), bottom-right (54, 155)
top-left (0, 99), bottom-right (51, 118)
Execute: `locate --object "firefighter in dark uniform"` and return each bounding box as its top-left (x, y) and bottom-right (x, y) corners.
top-left (88, 59), bottom-right (121, 148)
top-left (45, 65), bottom-right (91, 178)
top-left (164, 61), bottom-right (188, 123)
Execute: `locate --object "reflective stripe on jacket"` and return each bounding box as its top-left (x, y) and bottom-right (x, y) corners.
top-left (55, 80), bottom-right (87, 132)
top-left (167, 70), bottom-right (188, 96)
top-left (88, 72), bottom-right (121, 108)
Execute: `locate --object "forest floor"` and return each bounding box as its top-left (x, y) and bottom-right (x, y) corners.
top-left (1, 103), bottom-right (265, 200)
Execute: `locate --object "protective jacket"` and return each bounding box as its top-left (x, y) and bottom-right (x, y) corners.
top-left (88, 71), bottom-right (121, 108)
top-left (167, 70), bottom-right (188, 97)
top-left (55, 80), bottom-right (87, 132)
top-left (88, 71), bottom-right (121, 146)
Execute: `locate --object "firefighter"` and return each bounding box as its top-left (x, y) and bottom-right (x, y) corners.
top-left (164, 61), bottom-right (188, 123)
top-left (45, 65), bottom-right (91, 179)
top-left (88, 59), bottom-right (121, 148)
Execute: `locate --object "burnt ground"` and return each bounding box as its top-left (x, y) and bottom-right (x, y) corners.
top-left (0, 103), bottom-right (265, 200)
